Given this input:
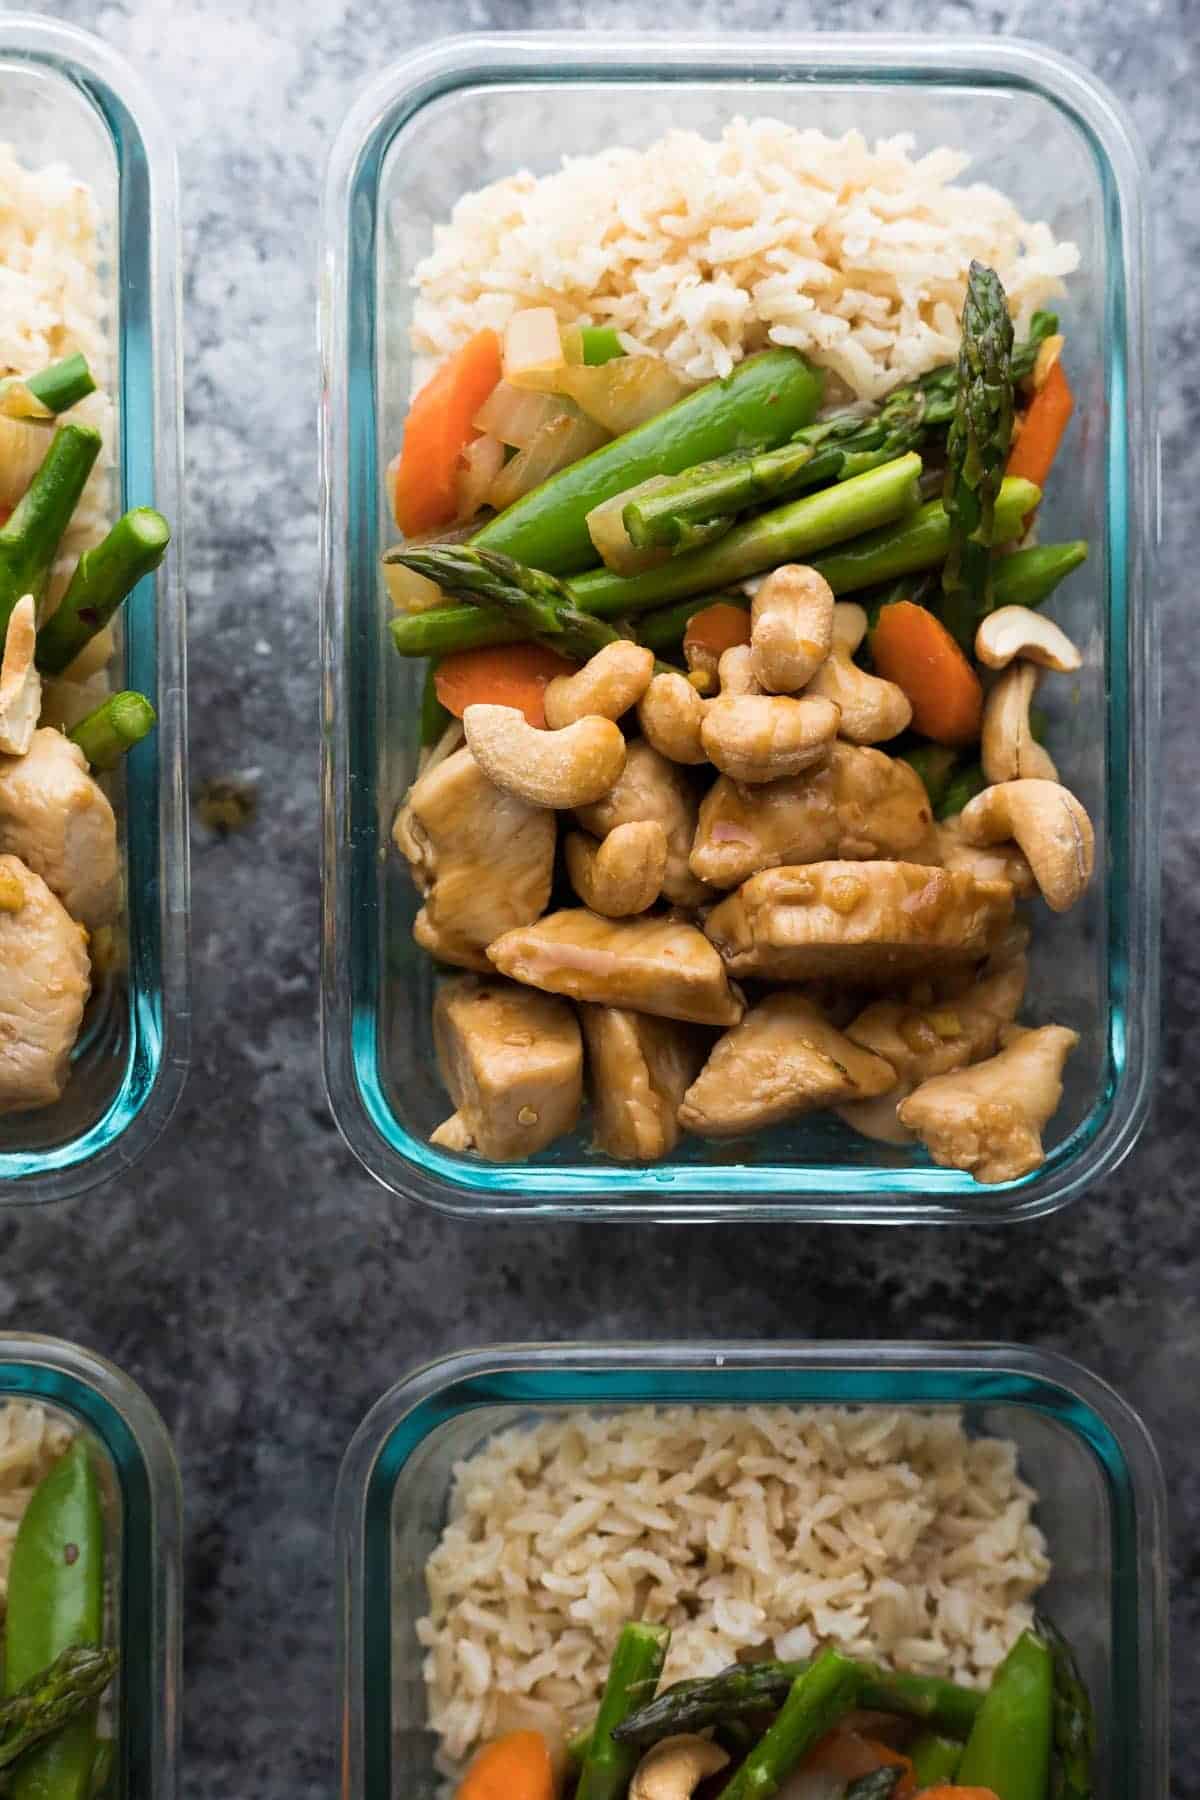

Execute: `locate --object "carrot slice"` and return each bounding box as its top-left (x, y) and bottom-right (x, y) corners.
top-left (434, 642), bottom-right (577, 729)
top-left (683, 601), bottom-right (752, 664)
top-left (871, 600), bottom-right (983, 747)
top-left (455, 1730), bottom-right (555, 1800)
top-left (1006, 360), bottom-right (1074, 493)
top-left (803, 1729), bottom-right (917, 1799)
top-left (392, 330), bottom-right (503, 536)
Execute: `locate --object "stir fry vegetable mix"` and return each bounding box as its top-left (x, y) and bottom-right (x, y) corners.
top-left (1, 1438), bottom-right (119, 1797)
top-left (0, 351), bottom-right (170, 1117)
top-left (386, 264), bottom-right (1093, 1180)
top-left (454, 1621), bottom-right (1093, 1800)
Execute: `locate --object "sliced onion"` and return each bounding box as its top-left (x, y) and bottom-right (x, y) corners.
top-left (502, 307), bottom-right (566, 386)
top-left (586, 478), bottom-right (673, 575)
top-left (0, 414), bottom-right (50, 509)
top-left (558, 356), bottom-right (691, 434)
top-left (473, 381), bottom-right (572, 449)
top-left (559, 323), bottom-right (585, 366)
top-left (488, 410), bottom-right (609, 512)
top-left (0, 377), bottom-right (52, 422)
top-left (454, 433), bottom-right (505, 521)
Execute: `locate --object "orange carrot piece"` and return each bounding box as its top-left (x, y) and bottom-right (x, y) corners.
top-left (455, 1730), bottom-right (555, 1800)
top-left (393, 330), bottom-right (503, 537)
top-left (1006, 360), bottom-right (1074, 493)
top-left (683, 601), bottom-right (752, 664)
top-left (871, 600), bottom-right (983, 747)
top-left (434, 642), bottom-right (577, 729)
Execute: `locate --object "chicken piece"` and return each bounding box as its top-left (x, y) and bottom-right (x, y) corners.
top-left (430, 975), bottom-right (582, 1161)
top-left (846, 956), bottom-right (1028, 1086)
top-left (898, 1023), bottom-right (1079, 1184)
top-left (581, 1006), bottom-right (708, 1162)
top-left (678, 992), bottom-right (896, 1139)
top-left (394, 746), bottom-right (556, 965)
top-left (0, 728), bottom-right (119, 930)
top-left (936, 812), bottom-right (1037, 899)
top-left (690, 745), bottom-right (938, 889)
top-left (0, 854), bottom-right (90, 1113)
top-left (488, 909), bottom-right (745, 1027)
top-left (703, 861), bottom-right (1014, 983)
top-left (576, 740), bottom-right (712, 909)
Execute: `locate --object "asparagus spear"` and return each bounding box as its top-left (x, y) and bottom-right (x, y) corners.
top-left (575, 1622), bottom-right (670, 1800)
top-left (0, 423), bottom-right (101, 639)
top-left (623, 316), bottom-right (1056, 550)
top-left (1037, 1615), bottom-right (1095, 1800)
top-left (715, 1652), bottom-right (862, 1800)
top-left (0, 353), bottom-right (96, 421)
top-left (0, 1647), bottom-right (118, 1774)
top-left (940, 261), bottom-right (1016, 649)
top-left (68, 691), bottom-right (157, 771)
top-left (388, 544), bottom-right (625, 664)
top-left (36, 508), bottom-right (171, 675)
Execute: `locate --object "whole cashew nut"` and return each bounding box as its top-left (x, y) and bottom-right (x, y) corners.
top-left (565, 821), bottom-right (667, 916)
top-left (803, 602), bottom-right (912, 743)
top-left (751, 563), bottom-right (835, 693)
top-left (700, 693), bottom-right (839, 784)
top-left (637, 672), bottom-right (709, 764)
top-left (975, 606), bottom-right (1082, 673)
top-left (630, 1734), bottom-right (730, 1800)
top-left (463, 703), bottom-right (626, 809)
top-left (959, 777), bottom-right (1094, 912)
top-left (981, 661), bottom-right (1058, 784)
top-left (716, 643), bottom-right (760, 696)
top-left (544, 640), bottom-right (655, 728)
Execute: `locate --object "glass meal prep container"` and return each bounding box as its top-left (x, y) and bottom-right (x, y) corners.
top-left (335, 1340), bottom-right (1168, 1800)
top-left (319, 34), bottom-right (1158, 1223)
top-left (0, 1331), bottom-right (182, 1797)
top-left (0, 16), bottom-right (188, 1203)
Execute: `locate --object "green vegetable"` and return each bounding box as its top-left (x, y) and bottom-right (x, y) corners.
top-left (0, 355), bottom-right (96, 421)
top-left (575, 1621), bottom-right (670, 1800)
top-left (471, 348), bottom-right (825, 574)
top-left (941, 261), bottom-right (1016, 648)
top-left (4, 1439), bottom-right (106, 1800)
top-left (992, 541), bottom-right (1088, 612)
top-left (0, 424), bottom-right (101, 641)
top-left (580, 326), bottom-right (625, 366)
top-left (900, 745), bottom-right (960, 813)
top-left (808, 477), bottom-right (1038, 599)
top-left (956, 1628), bottom-right (1053, 1800)
top-left (1037, 1615), bottom-right (1095, 1800)
top-left (420, 662), bottom-right (451, 747)
top-left (714, 1652), bottom-right (862, 1800)
top-left (907, 1731), bottom-right (964, 1789)
top-left (637, 595), bottom-right (724, 655)
top-left (36, 507), bottom-right (171, 676)
top-left (936, 762), bottom-right (986, 821)
top-left (68, 691), bottom-right (157, 771)
top-left (857, 1668), bottom-right (985, 1739)
top-left (0, 1649), bottom-right (117, 1778)
top-left (846, 1770), bottom-right (905, 1800)
top-left (85, 1737), bottom-right (114, 1800)
top-left (390, 545), bottom-right (624, 664)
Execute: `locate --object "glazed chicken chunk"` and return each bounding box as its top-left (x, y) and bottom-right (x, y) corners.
top-left (0, 854), bottom-right (90, 1114)
top-left (0, 727), bottom-right (119, 930)
top-left (431, 975), bottom-right (582, 1161)
top-left (580, 1006), bottom-right (708, 1163)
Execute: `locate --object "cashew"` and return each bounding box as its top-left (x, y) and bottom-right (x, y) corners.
top-left (0, 595), bottom-right (40, 756)
top-left (565, 822), bottom-right (667, 916)
top-left (700, 693), bottom-right (839, 785)
top-left (804, 602), bottom-right (912, 743)
top-left (716, 643), bottom-right (760, 696)
top-left (544, 640), bottom-right (654, 728)
top-left (630, 1734), bottom-right (730, 1800)
top-left (975, 605), bottom-right (1082, 672)
top-left (960, 778), bottom-right (1094, 912)
top-left (463, 704), bottom-right (626, 809)
top-left (937, 812), bottom-right (1037, 898)
top-left (751, 563), bottom-right (835, 693)
top-left (982, 662), bottom-right (1058, 784)
top-left (637, 672), bottom-right (708, 764)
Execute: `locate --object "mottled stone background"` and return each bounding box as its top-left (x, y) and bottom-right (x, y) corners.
top-left (1, 0), bottom-right (1193, 1794)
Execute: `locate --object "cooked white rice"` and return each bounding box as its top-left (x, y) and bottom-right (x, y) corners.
top-left (418, 1406), bottom-right (1050, 1771)
top-left (0, 141), bottom-right (113, 581)
top-left (0, 1401), bottom-right (74, 1611)
top-left (412, 119), bottom-right (1078, 402)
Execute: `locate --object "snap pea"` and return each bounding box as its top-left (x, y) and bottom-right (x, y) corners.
top-left (4, 1439), bottom-right (105, 1800)
top-left (991, 541), bottom-right (1088, 612)
top-left (907, 1731), bottom-right (964, 1789)
top-left (956, 1628), bottom-right (1053, 1800)
top-left (901, 745), bottom-right (961, 813)
top-left (580, 326), bottom-right (625, 366)
top-left (936, 762), bottom-right (986, 821)
top-left (808, 476), bottom-right (1040, 598)
top-left (471, 348), bottom-right (825, 575)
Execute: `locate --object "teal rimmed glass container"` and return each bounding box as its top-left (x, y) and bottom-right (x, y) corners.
top-left (320, 35), bottom-right (1157, 1221)
top-left (335, 1341), bottom-right (1167, 1800)
top-left (0, 1332), bottom-right (182, 1796)
top-left (0, 17), bottom-right (188, 1202)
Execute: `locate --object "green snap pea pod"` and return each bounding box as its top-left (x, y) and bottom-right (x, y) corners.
top-left (991, 542), bottom-right (1088, 612)
top-left (4, 1438), bottom-right (106, 1800)
top-left (0, 424), bottom-right (102, 641)
top-left (907, 1731), bottom-right (964, 1789)
top-left (575, 1622), bottom-right (671, 1800)
top-left (901, 745), bottom-right (961, 813)
top-left (472, 348), bottom-right (825, 574)
top-left (0, 355), bottom-right (96, 421)
top-left (857, 1668), bottom-right (983, 1739)
top-left (68, 692), bottom-right (157, 772)
top-left (715, 1652), bottom-right (863, 1800)
top-left (936, 762), bottom-right (986, 822)
top-left (579, 326), bottom-right (625, 366)
top-left (956, 1629), bottom-right (1053, 1800)
top-left (809, 477), bottom-right (1039, 599)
